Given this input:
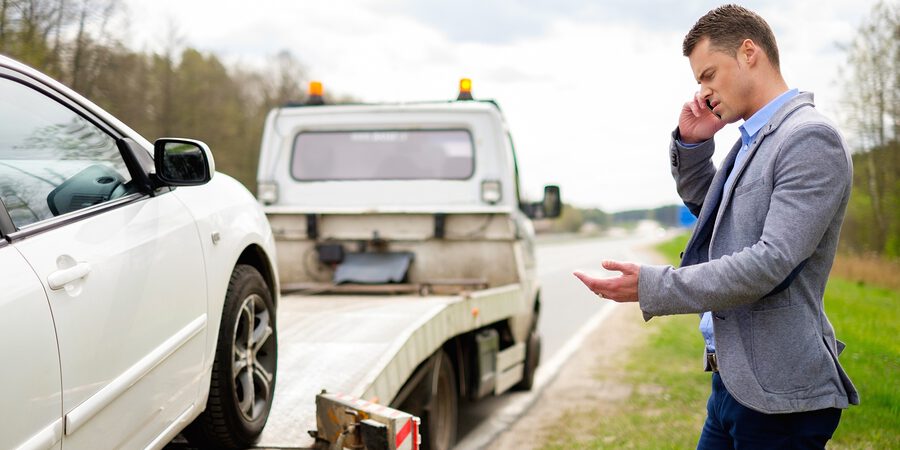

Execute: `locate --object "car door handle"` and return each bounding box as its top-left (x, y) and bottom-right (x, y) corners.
top-left (48, 262), bottom-right (92, 290)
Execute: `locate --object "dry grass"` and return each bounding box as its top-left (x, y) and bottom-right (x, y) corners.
top-left (830, 253), bottom-right (900, 290)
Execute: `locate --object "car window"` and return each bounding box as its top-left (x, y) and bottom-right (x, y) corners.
top-left (0, 77), bottom-right (131, 228)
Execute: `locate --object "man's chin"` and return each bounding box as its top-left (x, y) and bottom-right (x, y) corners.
top-left (723, 114), bottom-right (740, 124)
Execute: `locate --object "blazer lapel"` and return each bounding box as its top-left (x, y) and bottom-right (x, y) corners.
top-left (708, 95), bottom-right (816, 252)
top-left (712, 135), bottom-right (767, 229)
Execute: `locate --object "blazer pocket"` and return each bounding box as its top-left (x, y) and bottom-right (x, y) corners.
top-left (751, 304), bottom-right (829, 394)
top-left (734, 176), bottom-right (764, 197)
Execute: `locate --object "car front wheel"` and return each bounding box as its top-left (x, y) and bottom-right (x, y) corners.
top-left (185, 264), bottom-right (277, 449)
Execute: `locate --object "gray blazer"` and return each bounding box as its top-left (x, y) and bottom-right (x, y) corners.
top-left (638, 92), bottom-right (859, 414)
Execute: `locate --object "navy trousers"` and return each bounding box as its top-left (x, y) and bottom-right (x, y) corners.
top-left (697, 373), bottom-right (842, 450)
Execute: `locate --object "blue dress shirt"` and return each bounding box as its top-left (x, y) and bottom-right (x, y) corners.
top-left (681, 89), bottom-right (799, 352)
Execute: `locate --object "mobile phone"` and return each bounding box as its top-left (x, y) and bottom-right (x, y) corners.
top-left (706, 99), bottom-right (722, 119)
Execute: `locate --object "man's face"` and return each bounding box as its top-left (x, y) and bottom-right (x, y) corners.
top-left (688, 38), bottom-right (752, 123)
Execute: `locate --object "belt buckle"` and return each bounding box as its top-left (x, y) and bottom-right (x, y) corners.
top-left (707, 352), bottom-right (719, 372)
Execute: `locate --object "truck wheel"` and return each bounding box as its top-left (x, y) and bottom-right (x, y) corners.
top-left (514, 328), bottom-right (541, 391)
top-left (422, 351), bottom-right (458, 450)
top-left (185, 265), bottom-right (277, 449)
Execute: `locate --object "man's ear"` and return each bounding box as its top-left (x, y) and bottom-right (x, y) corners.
top-left (740, 39), bottom-right (758, 66)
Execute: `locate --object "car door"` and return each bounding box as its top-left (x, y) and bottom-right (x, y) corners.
top-left (0, 72), bottom-right (208, 448)
top-left (0, 242), bottom-right (63, 450)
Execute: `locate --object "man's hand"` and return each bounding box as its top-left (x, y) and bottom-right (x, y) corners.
top-left (573, 260), bottom-right (640, 302)
top-left (678, 92), bottom-right (726, 143)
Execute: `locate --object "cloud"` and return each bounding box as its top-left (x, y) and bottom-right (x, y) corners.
top-left (388, 0), bottom-right (550, 43)
top-left (387, 0), bottom-right (802, 45)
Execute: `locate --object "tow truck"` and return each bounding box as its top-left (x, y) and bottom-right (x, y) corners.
top-left (253, 80), bottom-right (561, 449)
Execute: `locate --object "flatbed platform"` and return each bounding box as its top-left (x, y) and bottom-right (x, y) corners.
top-left (254, 284), bottom-right (524, 448)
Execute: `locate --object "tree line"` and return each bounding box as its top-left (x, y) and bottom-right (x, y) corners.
top-left (1, 0), bottom-right (896, 257)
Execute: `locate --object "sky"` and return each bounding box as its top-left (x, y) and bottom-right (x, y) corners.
top-left (121, 0), bottom-right (877, 212)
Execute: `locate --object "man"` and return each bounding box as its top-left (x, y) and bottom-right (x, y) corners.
top-left (574, 4), bottom-right (859, 449)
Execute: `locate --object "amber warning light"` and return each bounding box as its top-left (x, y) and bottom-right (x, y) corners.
top-left (307, 81), bottom-right (324, 105)
top-left (457, 78), bottom-right (473, 101)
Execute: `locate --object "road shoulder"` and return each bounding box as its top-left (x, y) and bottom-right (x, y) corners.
top-left (489, 302), bottom-right (651, 449)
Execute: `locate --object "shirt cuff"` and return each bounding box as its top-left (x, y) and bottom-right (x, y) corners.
top-left (674, 127), bottom-right (707, 148)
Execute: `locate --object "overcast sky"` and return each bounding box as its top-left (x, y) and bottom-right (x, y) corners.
top-left (122, 0), bottom-right (876, 212)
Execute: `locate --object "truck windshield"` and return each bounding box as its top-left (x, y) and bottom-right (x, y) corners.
top-left (291, 129), bottom-right (474, 181)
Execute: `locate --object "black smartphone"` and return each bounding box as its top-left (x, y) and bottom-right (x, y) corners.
top-left (706, 99), bottom-right (722, 119)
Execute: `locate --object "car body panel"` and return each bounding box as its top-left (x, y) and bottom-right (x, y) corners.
top-left (14, 191), bottom-right (207, 447)
top-left (0, 53), bottom-right (278, 449)
top-left (0, 244), bottom-right (63, 450)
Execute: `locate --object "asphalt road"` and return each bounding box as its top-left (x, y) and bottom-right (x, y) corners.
top-left (455, 232), bottom-right (669, 448)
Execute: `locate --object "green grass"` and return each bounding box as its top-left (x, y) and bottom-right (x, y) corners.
top-left (537, 233), bottom-right (899, 449)
top-left (826, 278), bottom-right (900, 449)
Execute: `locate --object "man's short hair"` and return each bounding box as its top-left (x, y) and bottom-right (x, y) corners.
top-left (683, 4), bottom-right (780, 69)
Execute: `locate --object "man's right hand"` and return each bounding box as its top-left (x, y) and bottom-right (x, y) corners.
top-left (679, 92), bottom-right (726, 144)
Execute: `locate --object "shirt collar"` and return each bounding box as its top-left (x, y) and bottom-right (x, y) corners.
top-left (739, 88), bottom-right (799, 146)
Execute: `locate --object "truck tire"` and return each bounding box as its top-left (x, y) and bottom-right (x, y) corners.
top-left (514, 328), bottom-right (541, 391)
top-left (422, 351), bottom-right (458, 450)
top-left (184, 264), bottom-right (278, 449)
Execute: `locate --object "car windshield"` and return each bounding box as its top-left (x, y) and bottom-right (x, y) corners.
top-left (290, 129), bottom-right (474, 181)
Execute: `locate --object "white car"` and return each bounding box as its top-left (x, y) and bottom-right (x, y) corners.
top-left (0, 55), bottom-right (279, 449)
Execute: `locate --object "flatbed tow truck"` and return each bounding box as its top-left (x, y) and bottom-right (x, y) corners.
top-left (251, 80), bottom-right (561, 450)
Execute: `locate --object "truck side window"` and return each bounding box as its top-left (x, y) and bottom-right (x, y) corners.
top-left (0, 77), bottom-right (130, 228)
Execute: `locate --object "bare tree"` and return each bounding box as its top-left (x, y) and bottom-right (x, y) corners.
top-left (69, 0), bottom-right (117, 94)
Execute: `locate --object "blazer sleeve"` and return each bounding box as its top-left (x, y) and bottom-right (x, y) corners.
top-left (670, 127), bottom-right (717, 216)
top-left (638, 124), bottom-right (851, 319)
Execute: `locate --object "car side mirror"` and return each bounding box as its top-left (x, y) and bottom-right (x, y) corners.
top-left (154, 138), bottom-right (215, 186)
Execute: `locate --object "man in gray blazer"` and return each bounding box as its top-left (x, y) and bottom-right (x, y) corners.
top-left (574, 5), bottom-right (858, 449)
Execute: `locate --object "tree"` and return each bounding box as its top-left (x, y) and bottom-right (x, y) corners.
top-left (839, 0), bottom-right (900, 257)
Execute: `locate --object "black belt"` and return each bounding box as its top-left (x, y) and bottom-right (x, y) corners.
top-left (707, 352), bottom-right (719, 372)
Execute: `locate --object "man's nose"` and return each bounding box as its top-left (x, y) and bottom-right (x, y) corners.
top-left (699, 85), bottom-right (713, 99)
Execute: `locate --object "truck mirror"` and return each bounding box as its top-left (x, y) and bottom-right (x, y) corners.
top-left (542, 185), bottom-right (561, 218)
top-left (520, 185), bottom-right (561, 219)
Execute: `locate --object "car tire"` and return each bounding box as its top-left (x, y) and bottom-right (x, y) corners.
top-left (184, 264), bottom-right (277, 449)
